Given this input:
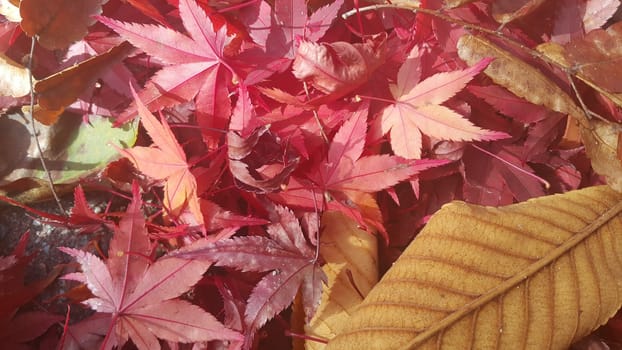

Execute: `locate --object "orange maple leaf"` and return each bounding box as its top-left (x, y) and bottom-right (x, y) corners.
top-left (119, 88), bottom-right (202, 225)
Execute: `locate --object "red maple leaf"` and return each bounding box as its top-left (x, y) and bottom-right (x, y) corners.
top-left (98, 0), bottom-right (235, 137)
top-left (251, 0), bottom-right (344, 58)
top-left (379, 47), bottom-right (508, 159)
top-left (172, 204), bottom-right (325, 348)
top-left (118, 87), bottom-right (202, 225)
top-left (272, 102), bottom-right (449, 236)
top-left (61, 183), bottom-right (242, 350)
top-left (0, 233), bottom-right (62, 348)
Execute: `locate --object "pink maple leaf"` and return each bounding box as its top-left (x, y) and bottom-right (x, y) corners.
top-left (98, 0), bottom-right (235, 138)
top-left (61, 183), bottom-right (242, 350)
top-left (379, 47), bottom-right (508, 159)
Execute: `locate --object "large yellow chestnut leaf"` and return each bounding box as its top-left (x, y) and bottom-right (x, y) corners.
top-left (326, 186), bottom-right (622, 350)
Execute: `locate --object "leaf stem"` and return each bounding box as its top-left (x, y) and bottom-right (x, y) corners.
top-left (27, 37), bottom-right (65, 214)
top-left (470, 144), bottom-right (550, 189)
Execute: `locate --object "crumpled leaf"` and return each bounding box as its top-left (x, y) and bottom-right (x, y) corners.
top-left (61, 183), bottom-right (242, 350)
top-left (580, 120), bottom-right (622, 192)
top-left (292, 35), bottom-right (386, 103)
top-left (300, 211), bottom-right (378, 350)
top-left (227, 127), bottom-right (299, 193)
top-left (326, 185), bottom-right (622, 350)
top-left (457, 34), bottom-right (589, 127)
top-left (20, 0), bottom-right (107, 49)
top-left (380, 47), bottom-right (507, 159)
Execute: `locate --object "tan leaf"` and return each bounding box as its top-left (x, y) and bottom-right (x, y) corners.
top-left (301, 211), bottom-right (378, 350)
top-left (581, 120), bottom-right (622, 192)
top-left (326, 186), bottom-right (622, 350)
top-left (457, 34), bottom-right (589, 128)
top-left (0, 53), bottom-right (31, 98)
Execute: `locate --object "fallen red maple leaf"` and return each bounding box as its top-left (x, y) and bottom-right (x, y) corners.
top-left (98, 0), bottom-right (235, 137)
top-left (172, 203), bottom-right (325, 349)
top-left (273, 102), bottom-right (449, 236)
top-left (379, 47), bottom-right (508, 159)
top-left (61, 183), bottom-right (242, 349)
top-left (118, 87), bottom-right (203, 225)
top-left (0, 233), bottom-right (62, 348)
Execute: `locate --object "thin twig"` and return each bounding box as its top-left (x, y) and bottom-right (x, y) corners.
top-left (27, 37), bottom-right (65, 213)
top-left (342, 4), bottom-right (579, 84)
top-left (343, 3), bottom-right (612, 129)
top-left (302, 81), bottom-right (329, 144)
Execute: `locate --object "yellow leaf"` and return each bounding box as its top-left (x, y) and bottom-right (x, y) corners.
top-left (326, 186), bottom-right (622, 350)
top-left (456, 34), bottom-right (589, 128)
top-left (302, 211), bottom-right (378, 350)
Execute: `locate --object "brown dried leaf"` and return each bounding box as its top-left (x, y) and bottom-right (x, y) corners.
top-left (35, 41), bottom-right (134, 112)
top-left (19, 0), bottom-right (107, 49)
top-left (457, 34), bottom-right (588, 127)
top-left (326, 185), bottom-right (622, 350)
top-left (581, 120), bottom-right (622, 192)
top-left (492, 0), bottom-right (547, 24)
top-left (563, 21), bottom-right (622, 93)
top-left (536, 38), bottom-right (622, 107)
top-left (301, 211), bottom-right (378, 350)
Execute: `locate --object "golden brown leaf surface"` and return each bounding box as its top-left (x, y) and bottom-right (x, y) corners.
top-left (301, 211), bottom-right (378, 350)
top-left (326, 186), bottom-right (622, 350)
top-left (581, 121), bottom-right (622, 192)
top-left (457, 34), bottom-right (588, 128)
